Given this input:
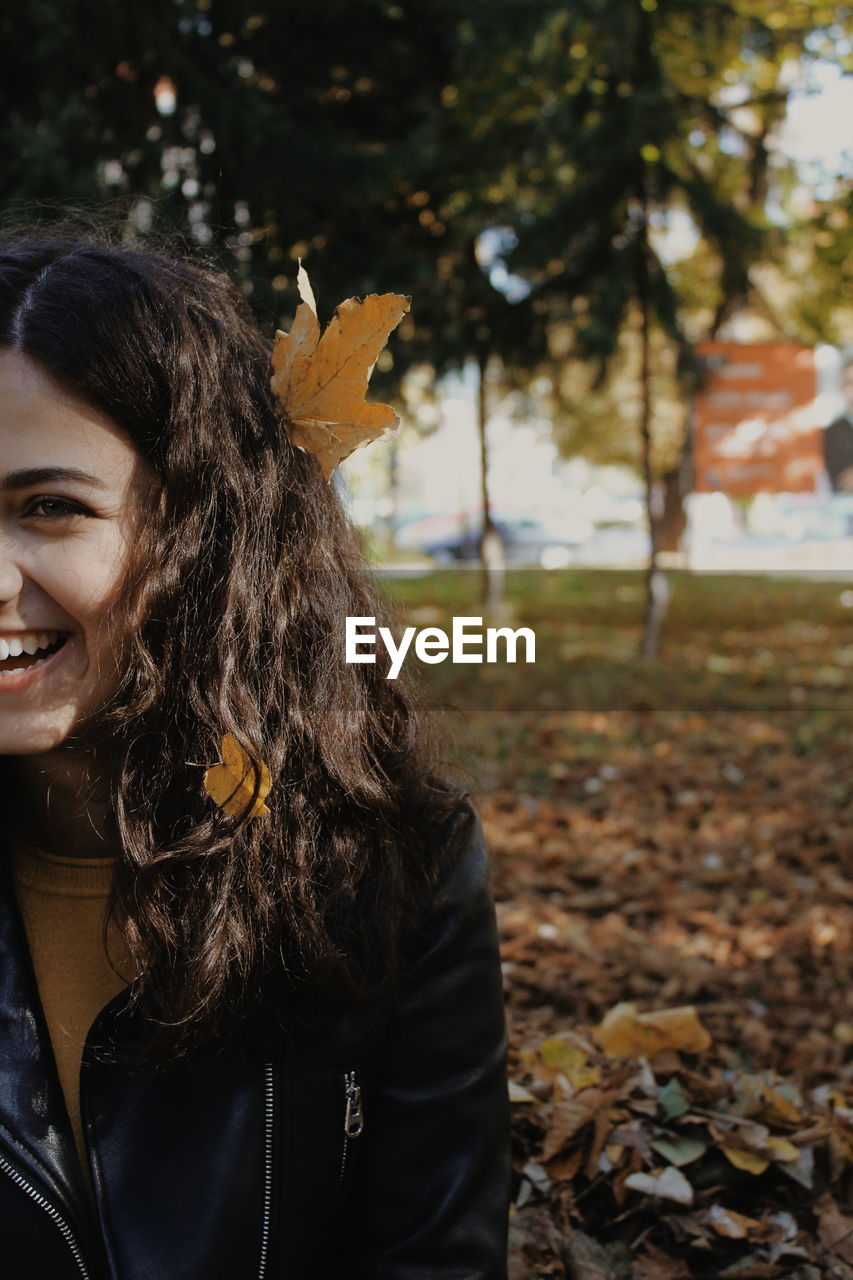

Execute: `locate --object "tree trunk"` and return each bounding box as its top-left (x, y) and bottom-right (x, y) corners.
top-left (659, 406), bottom-right (693, 554)
top-left (659, 467), bottom-right (684, 554)
top-left (636, 186), bottom-right (668, 659)
top-left (476, 351), bottom-right (505, 612)
top-left (386, 436), bottom-right (400, 553)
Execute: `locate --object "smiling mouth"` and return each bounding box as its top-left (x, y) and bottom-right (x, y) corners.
top-left (0, 632), bottom-right (68, 680)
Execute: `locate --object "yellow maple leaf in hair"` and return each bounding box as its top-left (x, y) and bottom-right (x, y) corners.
top-left (270, 262), bottom-right (411, 481)
top-left (203, 733), bottom-right (271, 818)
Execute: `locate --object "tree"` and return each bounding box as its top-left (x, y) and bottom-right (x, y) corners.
top-left (4, 0), bottom-right (850, 630)
top-left (468, 0), bottom-right (830, 655)
top-left (1, 0), bottom-right (552, 607)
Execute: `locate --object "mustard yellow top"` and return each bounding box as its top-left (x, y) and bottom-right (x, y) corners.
top-left (9, 838), bottom-right (135, 1203)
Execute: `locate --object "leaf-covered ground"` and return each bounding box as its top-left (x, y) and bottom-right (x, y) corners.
top-left (384, 570), bottom-right (853, 1279)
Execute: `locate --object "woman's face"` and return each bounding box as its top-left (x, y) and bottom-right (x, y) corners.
top-left (0, 350), bottom-right (155, 755)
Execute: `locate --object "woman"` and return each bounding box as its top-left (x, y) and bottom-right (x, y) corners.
top-left (0, 229), bottom-right (510, 1280)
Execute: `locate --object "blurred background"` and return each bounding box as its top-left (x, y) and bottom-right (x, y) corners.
top-left (2, 0), bottom-right (852, 608)
top-left (3, 4), bottom-right (853, 1274)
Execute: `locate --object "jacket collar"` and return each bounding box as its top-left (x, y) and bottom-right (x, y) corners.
top-left (0, 839), bottom-right (105, 1241)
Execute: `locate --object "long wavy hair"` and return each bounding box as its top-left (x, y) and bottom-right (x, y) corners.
top-left (0, 225), bottom-right (468, 1067)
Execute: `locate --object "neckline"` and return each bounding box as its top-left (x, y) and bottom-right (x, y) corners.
top-left (8, 836), bottom-right (116, 898)
top-left (8, 835), bottom-right (117, 867)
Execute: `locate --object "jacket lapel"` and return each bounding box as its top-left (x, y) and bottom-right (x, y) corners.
top-left (0, 844), bottom-right (101, 1245)
top-left (0, 836), bottom-right (271, 1279)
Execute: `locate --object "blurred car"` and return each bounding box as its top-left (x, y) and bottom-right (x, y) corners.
top-left (396, 509), bottom-right (594, 567)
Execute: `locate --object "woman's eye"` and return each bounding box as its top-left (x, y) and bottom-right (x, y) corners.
top-left (24, 496), bottom-right (92, 520)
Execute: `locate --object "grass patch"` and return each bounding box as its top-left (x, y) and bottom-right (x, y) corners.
top-left (373, 568), bottom-right (852, 713)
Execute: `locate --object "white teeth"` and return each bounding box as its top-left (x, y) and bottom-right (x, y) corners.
top-left (0, 630), bottom-right (63, 661)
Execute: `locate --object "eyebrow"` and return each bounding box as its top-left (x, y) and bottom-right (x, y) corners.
top-left (0, 466), bottom-right (110, 492)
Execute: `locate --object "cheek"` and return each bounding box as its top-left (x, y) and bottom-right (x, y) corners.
top-left (33, 538), bottom-right (130, 634)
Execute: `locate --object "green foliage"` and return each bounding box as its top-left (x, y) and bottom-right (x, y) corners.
top-left (1, 0), bottom-right (851, 456)
top-left (790, 190), bottom-right (853, 346)
top-left (494, 0), bottom-right (779, 365)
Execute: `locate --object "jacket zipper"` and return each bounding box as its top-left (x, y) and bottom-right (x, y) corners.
top-left (0, 1149), bottom-right (90, 1279)
top-left (340, 1068), bottom-right (364, 1181)
top-left (257, 1061), bottom-right (275, 1280)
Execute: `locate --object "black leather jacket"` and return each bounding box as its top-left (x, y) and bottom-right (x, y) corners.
top-left (0, 800), bottom-right (510, 1280)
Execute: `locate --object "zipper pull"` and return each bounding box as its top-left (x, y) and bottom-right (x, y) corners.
top-left (344, 1069), bottom-right (364, 1138)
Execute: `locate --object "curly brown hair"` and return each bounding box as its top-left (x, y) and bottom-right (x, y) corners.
top-left (0, 222), bottom-right (467, 1067)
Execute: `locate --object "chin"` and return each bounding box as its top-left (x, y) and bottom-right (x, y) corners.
top-left (0, 717), bottom-right (84, 756)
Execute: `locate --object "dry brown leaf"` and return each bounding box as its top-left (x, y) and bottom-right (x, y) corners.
top-left (602, 1141), bottom-right (628, 1168)
top-left (759, 1084), bottom-right (803, 1125)
top-left (270, 262), bottom-right (410, 480)
top-left (765, 1135), bottom-right (799, 1163)
top-left (509, 1080), bottom-right (537, 1104)
top-left (632, 1240), bottom-right (691, 1280)
top-left (541, 1098), bottom-right (596, 1162)
top-left (716, 1262), bottom-right (782, 1278)
top-left (563, 1229), bottom-right (613, 1280)
top-left (829, 1129), bottom-right (853, 1181)
top-left (720, 1146), bottom-right (770, 1175)
top-left (203, 733), bottom-right (271, 818)
top-left (595, 1002), bottom-right (712, 1057)
top-left (586, 1104), bottom-right (616, 1181)
top-left (816, 1192), bottom-right (853, 1265)
top-left (708, 1121), bottom-right (798, 1169)
top-left (707, 1204), bottom-right (763, 1239)
top-left (541, 1146), bottom-right (583, 1183)
top-left (624, 1164), bottom-right (694, 1205)
top-left (539, 1037), bottom-right (601, 1089)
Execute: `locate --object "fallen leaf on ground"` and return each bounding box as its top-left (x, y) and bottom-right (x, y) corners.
top-left (595, 1002), bottom-right (712, 1057)
top-left (707, 1204), bottom-right (763, 1239)
top-left (624, 1164), bottom-right (694, 1205)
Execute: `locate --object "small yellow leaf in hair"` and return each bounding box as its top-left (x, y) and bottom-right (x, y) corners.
top-left (270, 265), bottom-right (410, 481)
top-left (203, 733), bottom-right (271, 818)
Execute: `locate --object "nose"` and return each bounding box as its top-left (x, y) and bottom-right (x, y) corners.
top-left (0, 543), bottom-right (25, 603)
